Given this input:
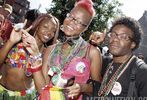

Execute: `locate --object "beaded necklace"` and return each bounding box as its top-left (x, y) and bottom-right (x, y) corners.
top-left (98, 55), bottom-right (135, 96)
top-left (50, 37), bottom-right (85, 70)
top-left (49, 37), bottom-right (86, 85)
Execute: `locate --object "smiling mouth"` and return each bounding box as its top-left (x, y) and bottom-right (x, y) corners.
top-left (110, 43), bottom-right (119, 49)
top-left (43, 35), bottom-right (50, 40)
top-left (66, 25), bottom-right (74, 31)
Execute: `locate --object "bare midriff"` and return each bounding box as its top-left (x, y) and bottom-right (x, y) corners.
top-left (0, 64), bottom-right (33, 91)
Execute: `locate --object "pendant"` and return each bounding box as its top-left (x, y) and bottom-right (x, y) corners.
top-left (76, 61), bottom-right (86, 73)
top-left (111, 81), bottom-right (122, 96)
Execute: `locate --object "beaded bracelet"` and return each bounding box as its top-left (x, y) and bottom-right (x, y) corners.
top-left (30, 53), bottom-right (42, 64)
top-left (30, 53), bottom-right (42, 60)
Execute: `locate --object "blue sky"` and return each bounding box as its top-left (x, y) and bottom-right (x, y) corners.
top-left (28, 0), bottom-right (147, 20)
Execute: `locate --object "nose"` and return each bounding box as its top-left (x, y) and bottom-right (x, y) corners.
top-left (66, 16), bottom-right (78, 26)
top-left (48, 31), bottom-right (55, 37)
top-left (68, 19), bottom-right (77, 26)
top-left (109, 35), bottom-right (119, 43)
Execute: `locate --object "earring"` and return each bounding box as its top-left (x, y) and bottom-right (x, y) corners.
top-left (60, 25), bottom-right (64, 31)
top-left (80, 32), bottom-right (84, 36)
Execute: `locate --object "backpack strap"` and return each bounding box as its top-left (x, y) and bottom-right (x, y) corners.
top-left (127, 57), bottom-right (145, 97)
top-left (127, 58), bottom-right (137, 97)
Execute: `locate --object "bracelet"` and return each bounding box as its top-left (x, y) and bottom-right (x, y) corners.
top-left (30, 53), bottom-right (42, 60)
top-left (31, 65), bottom-right (42, 73)
top-left (30, 53), bottom-right (42, 64)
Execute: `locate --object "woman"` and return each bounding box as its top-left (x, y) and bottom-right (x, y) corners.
top-left (0, 14), bottom-right (59, 99)
top-left (24, 0), bottom-right (102, 100)
top-left (0, 4), bottom-right (13, 47)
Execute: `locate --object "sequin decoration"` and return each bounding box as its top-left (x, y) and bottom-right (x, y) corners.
top-left (6, 43), bottom-right (32, 76)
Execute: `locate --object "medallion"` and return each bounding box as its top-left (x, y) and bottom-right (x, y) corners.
top-left (111, 81), bottom-right (122, 96)
top-left (76, 62), bottom-right (86, 73)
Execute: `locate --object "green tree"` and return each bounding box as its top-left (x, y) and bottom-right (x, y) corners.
top-left (47, 0), bottom-right (122, 40)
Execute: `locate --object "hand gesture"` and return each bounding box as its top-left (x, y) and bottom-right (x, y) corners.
top-left (22, 29), bottom-right (40, 56)
top-left (89, 31), bottom-right (106, 46)
top-left (9, 20), bottom-right (27, 44)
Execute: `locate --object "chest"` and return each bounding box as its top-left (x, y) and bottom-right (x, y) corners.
top-left (108, 66), bottom-right (132, 97)
top-left (48, 43), bottom-right (91, 87)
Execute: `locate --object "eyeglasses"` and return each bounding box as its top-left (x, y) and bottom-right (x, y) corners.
top-left (107, 32), bottom-right (133, 41)
top-left (66, 13), bottom-right (87, 27)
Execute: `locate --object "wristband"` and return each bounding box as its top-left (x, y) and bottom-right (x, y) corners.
top-left (31, 65), bottom-right (42, 73)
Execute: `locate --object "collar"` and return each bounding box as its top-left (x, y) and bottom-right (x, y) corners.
top-left (60, 33), bottom-right (80, 46)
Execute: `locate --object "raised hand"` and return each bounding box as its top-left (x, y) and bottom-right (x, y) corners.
top-left (21, 28), bottom-right (40, 56)
top-left (9, 20), bottom-right (27, 44)
top-left (89, 31), bottom-right (106, 46)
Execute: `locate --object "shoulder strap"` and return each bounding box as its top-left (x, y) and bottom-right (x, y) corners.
top-left (127, 57), bottom-right (145, 97)
top-left (84, 44), bottom-right (91, 58)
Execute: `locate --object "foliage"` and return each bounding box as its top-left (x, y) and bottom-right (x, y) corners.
top-left (47, 0), bottom-right (122, 40)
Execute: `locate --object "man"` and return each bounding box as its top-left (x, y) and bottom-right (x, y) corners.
top-left (97, 17), bottom-right (147, 97)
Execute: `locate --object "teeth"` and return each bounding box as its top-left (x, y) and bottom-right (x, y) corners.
top-left (44, 35), bottom-right (49, 39)
top-left (66, 25), bottom-right (73, 30)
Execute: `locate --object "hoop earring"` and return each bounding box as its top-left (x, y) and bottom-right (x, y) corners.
top-left (60, 25), bottom-right (64, 31)
top-left (80, 32), bottom-right (84, 36)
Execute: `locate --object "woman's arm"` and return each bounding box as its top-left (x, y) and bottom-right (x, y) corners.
top-left (41, 47), bottom-right (53, 85)
top-left (32, 59), bottom-right (46, 93)
top-left (0, 29), bottom-right (22, 66)
top-left (89, 45), bottom-right (102, 82)
top-left (80, 45), bottom-right (102, 94)
top-left (21, 29), bottom-right (46, 93)
top-left (0, 20), bottom-right (29, 66)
